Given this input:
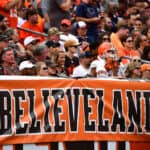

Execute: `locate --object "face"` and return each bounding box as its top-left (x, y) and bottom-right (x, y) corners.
top-left (48, 67), bottom-right (57, 75)
top-left (57, 52), bottom-right (66, 66)
top-left (122, 29), bottom-right (129, 38)
top-left (68, 46), bottom-right (78, 54)
top-left (77, 27), bottom-right (87, 37)
top-left (48, 34), bottom-right (60, 41)
top-left (2, 50), bottom-right (15, 64)
top-left (29, 14), bottom-right (38, 24)
top-left (39, 48), bottom-right (49, 61)
top-left (134, 20), bottom-right (143, 31)
top-left (102, 35), bottom-right (110, 42)
top-left (140, 35), bottom-right (148, 47)
top-left (129, 15), bottom-right (137, 25)
top-left (80, 57), bottom-right (91, 67)
top-left (105, 18), bottom-right (112, 28)
top-left (60, 24), bottom-right (71, 32)
top-left (124, 37), bottom-right (134, 49)
top-left (142, 70), bottom-right (150, 79)
top-left (147, 29), bottom-right (150, 40)
top-left (132, 67), bottom-right (141, 78)
top-left (0, 17), bottom-right (8, 31)
top-left (38, 63), bottom-right (49, 76)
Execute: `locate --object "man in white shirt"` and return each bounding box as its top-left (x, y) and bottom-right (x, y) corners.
top-left (72, 52), bottom-right (92, 78)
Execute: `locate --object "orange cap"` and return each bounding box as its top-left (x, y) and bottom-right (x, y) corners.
top-left (98, 42), bottom-right (112, 56)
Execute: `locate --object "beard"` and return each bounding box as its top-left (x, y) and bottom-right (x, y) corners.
top-left (0, 24), bottom-right (7, 31)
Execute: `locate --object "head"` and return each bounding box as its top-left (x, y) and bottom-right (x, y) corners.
top-left (24, 36), bottom-right (40, 51)
top-left (64, 39), bottom-right (79, 54)
top-left (76, 21), bottom-right (87, 37)
top-left (55, 51), bottom-right (66, 66)
top-left (48, 27), bottom-right (61, 41)
top-left (60, 19), bottom-right (71, 33)
top-left (0, 47), bottom-right (15, 65)
top-left (26, 9), bottom-right (38, 24)
top-left (33, 44), bottom-right (49, 62)
top-left (0, 35), bottom-right (9, 52)
top-left (117, 25), bottom-right (129, 40)
top-left (134, 18), bottom-right (143, 32)
top-left (141, 64), bottom-right (150, 79)
top-left (99, 33), bottom-right (110, 45)
top-left (36, 61), bottom-right (49, 76)
top-left (0, 15), bottom-right (9, 32)
top-left (79, 52), bottom-right (92, 68)
top-left (46, 60), bottom-right (58, 76)
top-left (19, 60), bottom-right (36, 75)
top-left (121, 35), bottom-right (134, 49)
top-left (125, 61), bottom-right (142, 78)
top-left (104, 17), bottom-right (113, 30)
top-left (45, 40), bottom-right (61, 55)
top-left (128, 13), bottom-right (139, 26)
top-left (141, 46), bottom-right (150, 61)
top-left (4, 28), bottom-right (19, 43)
top-left (135, 34), bottom-right (148, 49)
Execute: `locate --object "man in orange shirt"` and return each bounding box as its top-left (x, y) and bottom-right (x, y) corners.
top-left (0, 0), bottom-right (22, 28)
top-left (110, 25), bottom-right (129, 52)
top-left (19, 9), bottom-right (44, 43)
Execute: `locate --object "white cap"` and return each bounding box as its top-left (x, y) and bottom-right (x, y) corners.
top-left (19, 60), bottom-right (35, 71)
top-left (77, 21), bottom-right (86, 28)
top-left (24, 36), bottom-right (39, 46)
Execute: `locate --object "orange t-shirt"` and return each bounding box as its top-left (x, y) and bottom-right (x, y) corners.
top-left (110, 33), bottom-right (124, 52)
top-left (119, 48), bottom-right (140, 64)
top-left (0, 0), bottom-right (18, 28)
top-left (19, 21), bottom-right (44, 43)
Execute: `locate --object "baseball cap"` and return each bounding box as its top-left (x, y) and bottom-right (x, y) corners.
top-left (24, 36), bottom-right (40, 46)
top-left (79, 51), bottom-right (92, 59)
top-left (61, 19), bottom-right (71, 26)
top-left (48, 27), bottom-right (62, 36)
top-left (19, 60), bottom-right (35, 71)
top-left (77, 21), bottom-right (87, 28)
top-left (64, 39), bottom-right (80, 48)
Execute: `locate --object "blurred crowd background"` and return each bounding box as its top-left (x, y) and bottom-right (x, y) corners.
top-left (0, 0), bottom-right (150, 80)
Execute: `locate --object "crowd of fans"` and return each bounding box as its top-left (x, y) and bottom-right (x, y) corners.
top-left (0, 0), bottom-right (150, 80)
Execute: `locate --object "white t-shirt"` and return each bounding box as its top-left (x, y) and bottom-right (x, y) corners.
top-left (72, 65), bottom-right (89, 77)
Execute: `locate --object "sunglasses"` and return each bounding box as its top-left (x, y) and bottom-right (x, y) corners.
top-left (42, 67), bottom-right (48, 70)
top-left (133, 59), bottom-right (141, 63)
top-left (70, 45), bottom-right (78, 48)
top-left (126, 40), bottom-right (133, 43)
top-left (103, 38), bottom-right (110, 41)
top-left (61, 24), bottom-right (69, 27)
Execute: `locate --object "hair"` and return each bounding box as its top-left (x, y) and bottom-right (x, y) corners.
top-left (55, 51), bottom-right (65, 63)
top-left (121, 35), bottom-right (132, 43)
top-left (26, 9), bottom-right (38, 20)
top-left (33, 45), bottom-right (46, 57)
top-left (141, 26), bottom-right (150, 36)
top-left (141, 46), bottom-right (150, 61)
top-left (134, 34), bottom-right (146, 49)
top-left (98, 32), bottom-right (110, 45)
